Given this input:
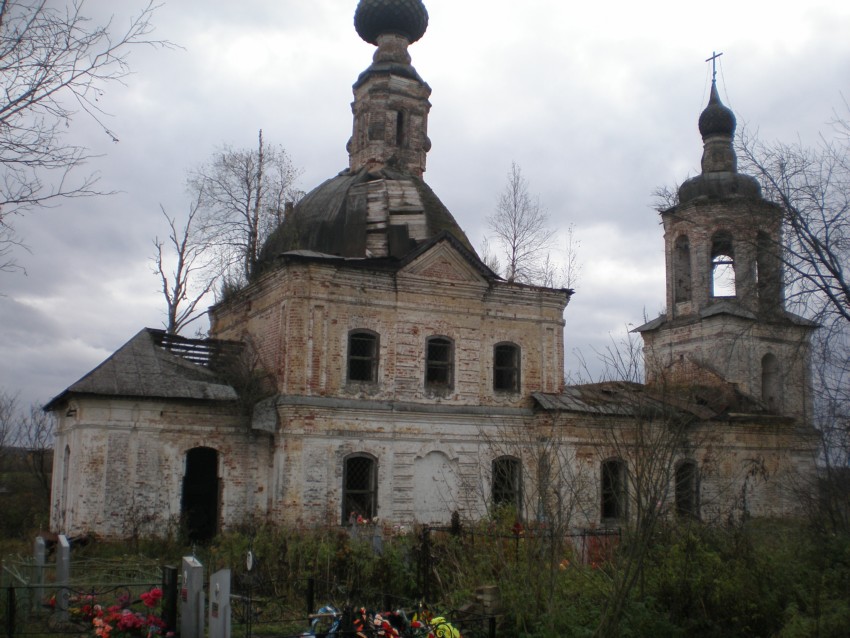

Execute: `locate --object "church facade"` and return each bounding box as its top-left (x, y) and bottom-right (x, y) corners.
top-left (47, 0), bottom-right (817, 540)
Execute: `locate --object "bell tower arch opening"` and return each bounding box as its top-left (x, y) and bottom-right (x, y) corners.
top-left (711, 231), bottom-right (736, 298)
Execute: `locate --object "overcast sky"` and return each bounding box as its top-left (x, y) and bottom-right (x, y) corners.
top-left (2, 0), bottom-right (849, 408)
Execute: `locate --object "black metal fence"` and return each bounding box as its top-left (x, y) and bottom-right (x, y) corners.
top-left (2, 575), bottom-right (177, 637)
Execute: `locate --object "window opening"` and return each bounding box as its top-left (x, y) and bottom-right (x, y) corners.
top-left (426, 337), bottom-right (453, 390)
top-left (675, 460), bottom-right (699, 518)
top-left (601, 458), bottom-right (627, 522)
top-left (348, 331), bottom-right (378, 383)
top-left (343, 454), bottom-right (377, 523)
top-left (674, 235), bottom-right (692, 303)
top-left (492, 456), bottom-right (522, 512)
top-left (494, 343), bottom-right (521, 392)
top-left (711, 232), bottom-right (736, 297)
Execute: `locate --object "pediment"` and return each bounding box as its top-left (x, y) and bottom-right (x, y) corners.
top-left (399, 239), bottom-right (489, 285)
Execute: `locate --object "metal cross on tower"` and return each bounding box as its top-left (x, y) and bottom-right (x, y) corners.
top-left (705, 51), bottom-right (724, 82)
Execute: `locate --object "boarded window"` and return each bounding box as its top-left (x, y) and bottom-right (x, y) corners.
top-left (493, 342), bottom-right (521, 392)
top-left (348, 331), bottom-right (378, 383)
top-left (675, 460), bottom-right (699, 518)
top-left (601, 458), bottom-right (627, 523)
top-left (426, 337), bottom-right (453, 390)
top-left (492, 456), bottom-right (522, 512)
top-left (343, 454), bottom-right (377, 523)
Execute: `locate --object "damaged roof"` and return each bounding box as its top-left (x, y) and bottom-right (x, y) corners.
top-left (44, 328), bottom-right (240, 410)
top-left (533, 379), bottom-right (766, 421)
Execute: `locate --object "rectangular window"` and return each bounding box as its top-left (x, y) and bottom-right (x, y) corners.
top-left (426, 337), bottom-right (453, 389)
top-left (492, 456), bottom-right (522, 512)
top-left (675, 460), bottom-right (699, 518)
top-left (601, 459), bottom-right (627, 523)
top-left (494, 343), bottom-right (520, 392)
top-left (348, 331), bottom-right (378, 382)
top-left (343, 455), bottom-right (377, 523)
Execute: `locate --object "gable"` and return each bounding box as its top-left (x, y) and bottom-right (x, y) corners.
top-left (398, 237), bottom-right (490, 286)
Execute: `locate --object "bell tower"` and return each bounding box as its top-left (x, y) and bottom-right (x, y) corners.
top-left (637, 75), bottom-right (816, 421)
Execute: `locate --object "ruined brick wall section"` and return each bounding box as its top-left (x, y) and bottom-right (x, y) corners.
top-left (643, 315), bottom-right (813, 422)
top-left (211, 254), bottom-right (568, 407)
top-left (534, 414), bottom-right (816, 528)
top-left (267, 403), bottom-right (527, 527)
top-left (50, 398), bottom-right (272, 538)
top-left (266, 404), bottom-right (816, 528)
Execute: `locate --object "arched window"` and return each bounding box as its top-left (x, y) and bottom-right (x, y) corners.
top-left (601, 458), bottom-right (627, 523)
top-left (675, 460), bottom-right (699, 518)
top-left (493, 342), bottom-right (521, 392)
top-left (711, 231), bottom-right (736, 297)
top-left (673, 235), bottom-right (692, 303)
top-left (348, 330), bottom-right (379, 383)
top-left (343, 454), bottom-right (377, 523)
top-left (761, 353), bottom-right (781, 412)
top-left (492, 456), bottom-right (522, 512)
top-left (426, 336), bottom-right (453, 391)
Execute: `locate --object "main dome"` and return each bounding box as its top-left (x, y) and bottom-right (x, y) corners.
top-left (354, 0), bottom-right (429, 45)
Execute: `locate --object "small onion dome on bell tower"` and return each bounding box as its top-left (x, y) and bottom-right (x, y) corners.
top-left (698, 81), bottom-right (736, 138)
top-left (354, 0), bottom-right (429, 45)
top-left (677, 79), bottom-right (760, 203)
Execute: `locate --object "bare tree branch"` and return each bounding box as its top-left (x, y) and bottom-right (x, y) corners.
top-left (190, 129), bottom-right (303, 288)
top-left (0, 0), bottom-right (171, 268)
top-left (736, 111), bottom-right (850, 527)
top-left (0, 388), bottom-right (20, 462)
top-left (151, 195), bottom-right (220, 335)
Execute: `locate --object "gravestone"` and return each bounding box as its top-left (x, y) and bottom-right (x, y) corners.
top-left (56, 535), bottom-right (70, 621)
top-left (180, 557), bottom-right (205, 638)
top-left (32, 536), bottom-right (46, 611)
top-left (208, 568), bottom-right (231, 638)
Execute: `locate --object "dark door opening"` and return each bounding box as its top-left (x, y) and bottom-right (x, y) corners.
top-left (181, 447), bottom-right (219, 541)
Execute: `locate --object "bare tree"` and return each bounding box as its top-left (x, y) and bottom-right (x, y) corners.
top-left (151, 196), bottom-right (220, 335)
top-left (737, 111), bottom-right (850, 525)
top-left (540, 222), bottom-right (582, 289)
top-left (486, 162), bottom-right (553, 283)
top-left (17, 403), bottom-right (54, 502)
top-left (737, 120), bottom-right (850, 326)
top-left (0, 388), bottom-right (19, 463)
top-left (0, 1), bottom-right (169, 270)
top-left (190, 129), bottom-right (302, 287)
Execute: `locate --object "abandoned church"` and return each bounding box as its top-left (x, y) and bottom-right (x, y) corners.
top-left (46, 0), bottom-right (818, 540)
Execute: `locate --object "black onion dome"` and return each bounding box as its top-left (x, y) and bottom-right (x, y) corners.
top-left (354, 0), bottom-right (429, 45)
top-left (698, 82), bottom-right (736, 138)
